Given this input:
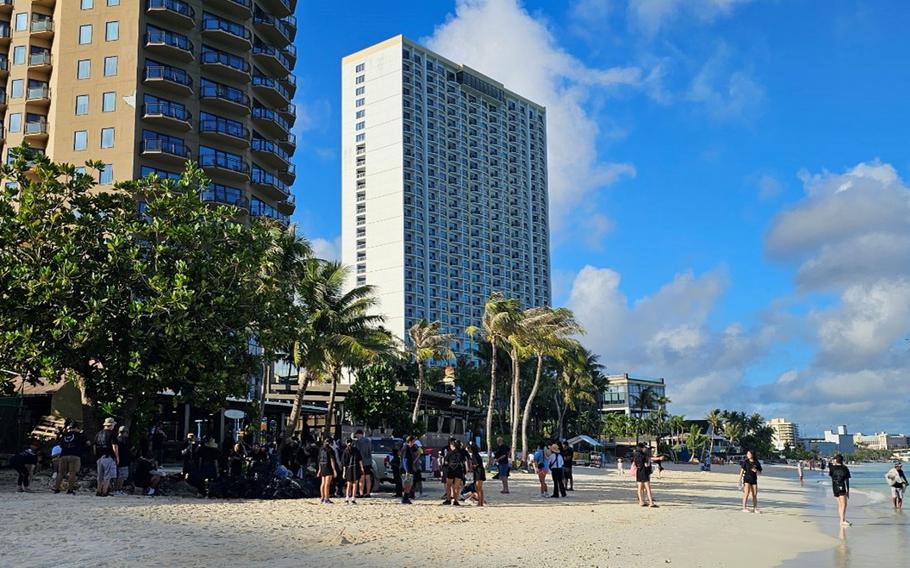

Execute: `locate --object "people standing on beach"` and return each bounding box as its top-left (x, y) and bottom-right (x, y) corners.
top-left (739, 450), bottom-right (763, 513)
top-left (401, 436), bottom-right (418, 504)
top-left (390, 445), bottom-right (403, 498)
top-left (493, 437), bottom-right (510, 494)
top-left (114, 426), bottom-right (132, 495)
top-left (53, 420), bottom-right (86, 495)
top-left (533, 443), bottom-right (549, 497)
top-left (548, 443), bottom-right (567, 498)
top-left (354, 430), bottom-right (374, 498)
top-left (341, 438), bottom-right (364, 504)
top-left (181, 433), bottom-right (198, 480)
top-left (10, 440), bottom-right (39, 492)
top-left (467, 442), bottom-right (486, 506)
top-left (150, 423), bottom-right (167, 465)
top-left (317, 438), bottom-right (338, 504)
top-left (440, 437), bottom-right (454, 500)
top-left (797, 460), bottom-right (804, 485)
top-left (563, 441), bottom-right (575, 491)
top-left (617, 457), bottom-right (624, 476)
top-left (633, 443), bottom-right (657, 508)
top-left (828, 454), bottom-right (851, 527)
top-left (442, 439), bottom-right (467, 506)
top-left (93, 417), bottom-right (119, 497)
top-left (885, 462), bottom-right (907, 510)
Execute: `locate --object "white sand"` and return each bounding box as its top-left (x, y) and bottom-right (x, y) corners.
top-left (2, 464), bottom-right (836, 567)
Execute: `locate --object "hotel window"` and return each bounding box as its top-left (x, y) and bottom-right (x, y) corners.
top-left (14, 13), bottom-right (27, 32)
top-left (99, 164), bottom-right (114, 185)
top-left (104, 56), bottom-right (118, 76)
top-left (8, 113), bottom-right (21, 133)
top-left (356, 133), bottom-right (365, 142)
top-left (355, 86), bottom-right (364, 96)
top-left (105, 21), bottom-right (119, 42)
top-left (100, 127), bottom-right (115, 149)
top-left (75, 94), bottom-right (89, 115)
top-left (77, 59), bottom-right (91, 79)
top-left (74, 130), bottom-right (88, 151)
top-left (107, 0), bottom-right (119, 5)
top-left (12, 46), bottom-right (24, 65)
top-left (355, 98), bottom-right (364, 107)
top-left (356, 110), bottom-right (365, 119)
top-left (10, 79), bottom-right (22, 99)
top-left (79, 25), bottom-right (93, 45)
top-left (355, 63), bottom-right (365, 72)
top-left (355, 121), bottom-right (365, 130)
top-left (102, 92), bottom-right (115, 112)
top-left (81, 0), bottom-right (93, 8)
top-left (355, 75), bottom-right (364, 84)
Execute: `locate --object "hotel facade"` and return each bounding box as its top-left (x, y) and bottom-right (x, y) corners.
top-left (1, 0), bottom-right (297, 224)
top-left (340, 36), bottom-right (552, 354)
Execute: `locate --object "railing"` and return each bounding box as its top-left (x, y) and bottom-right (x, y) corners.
top-left (145, 65), bottom-right (193, 87)
top-left (143, 137), bottom-right (190, 157)
top-left (200, 82), bottom-right (249, 106)
top-left (30, 19), bottom-right (54, 33)
top-left (252, 106), bottom-right (290, 132)
top-left (201, 49), bottom-right (250, 72)
top-left (202, 15), bottom-right (252, 42)
top-left (28, 52), bottom-right (51, 66)
top-left (253, 74), bottom-right (290, 100)
top-left (147, 0), bottom-right (195, 19)
top-left (144, 101), bottom-right (191, 122)
top-left (200, 152), bottom-right (248, 174)
top-left (26, 85), bottom-right (50, 100)
top-left (24, 120), bottom-right (48, 135)
top-left (200, 117), bottom-right (249, 139)
top-left (252, 138), bottom-right (290, 162)
top-left (251, 167), bottom-right (289, 194)
top-left (146, 29), bottom-right (193, 52)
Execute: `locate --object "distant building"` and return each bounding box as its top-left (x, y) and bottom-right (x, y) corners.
top-left (853, 432), bottom-right (909, 451)
top-left (767, 417), bottom-right (800, 451)
top-left (600, 374), bottom-right (666, 416)
top-left (795, 438), bottom-right (839, 458)
top-left (823, 425), bottom-right (855, 455)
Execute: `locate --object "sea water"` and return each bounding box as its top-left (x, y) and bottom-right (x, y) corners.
top-left (780, 463), bottom-right (910, 567)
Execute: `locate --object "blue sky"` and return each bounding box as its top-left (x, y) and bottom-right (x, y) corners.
top-left (289, 1), bottom-right (910, 435)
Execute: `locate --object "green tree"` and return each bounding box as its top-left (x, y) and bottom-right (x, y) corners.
top-left (345, 363), bottom-right (410, 434)
top-left (686, 424), bottom-right (709, 461)
top-left (0, 152), bottom-right (283, 435)
top-left (554, 346), bottom-right (598, 440)
top-left (632, 386), bottom-right (658, 443)
top-left (407, 319), bottom-right (454, 424)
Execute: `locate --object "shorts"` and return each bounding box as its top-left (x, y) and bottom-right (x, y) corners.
top-left (343, 466), bottom-right (361, 483)
top-left (97, 456), bottom-right (117, 482)
top-left (832, 484), bottom-right (848, 498)
top-left (497, 463), bottom-right (510, 478)
top-left (446, 468), bottom-right (464, 480)
top-left (117, 466), bottom-right (130, 481)
top-left (474, 467), bottom-right (487, 482)
top-left (363, 464), bottom-right (374, 476)
top-left (891, 486), bottom-right (905, 498)
top-left (635, 468), bottom-right (651, 483)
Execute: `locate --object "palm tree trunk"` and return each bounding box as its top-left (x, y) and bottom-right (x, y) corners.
top-left (509, 347), bottom-right (520, 462)
top-left (325, 368), bottom-right (340, 437)
top-left (554, 393), bottom-right (565, 441)
top-left (286, 367), bottom-right (310, 438)
top-left (485, 337), bottom-right (497, 463)
top-left (411, 361), bottom-right (424, 424)
top-left (520, 353), bottom-right (544, 463)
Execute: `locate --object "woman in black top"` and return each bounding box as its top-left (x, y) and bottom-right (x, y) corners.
top-left (633, 443), bottom-right (656, 507)
top-left (341, 438), bottom-right (363, 504)
top-left (317, 439), bottom-right (339, 504)
top-left (442, 440), bottom-right (466, 506)
top-left (467, 442), bottom-right (486, 507)
top-left (739, 450), bottom-right (763, 513)
top-left (829, 454), bottom-right (851, 527)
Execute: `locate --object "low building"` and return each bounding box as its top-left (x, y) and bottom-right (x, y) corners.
top-left (853, 432), bottom-right (909, 451)
top-left (767, 417), bottom-right (800, 451)
top-left (796, 438), bottom-right (839, 457)
top-left (600, 374), bottom-right (666, 416)
top-left (824, 424), bottom-right (855, 456)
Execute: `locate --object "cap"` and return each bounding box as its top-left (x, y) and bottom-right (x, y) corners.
top-left (118, 426), bottom-right (127, 433)
top-left (103, 417), bottom-right (116, 426)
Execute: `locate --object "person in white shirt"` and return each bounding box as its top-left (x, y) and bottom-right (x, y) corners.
top-left (885, 463), bottom-right (908, 510)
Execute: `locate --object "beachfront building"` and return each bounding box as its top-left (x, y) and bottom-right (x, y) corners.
top-left (768, 417), bottom-right (800, 451)
top-left (1, 0), bottom-right (297, 224)
top-left (600, 374), bottom-right (666, 416)
top-left (853, 431), bottom-right (909, 451)
top-left (824, 424), bottom-right (855, 455)
top-left (340, 35), bottom-right (552, 356)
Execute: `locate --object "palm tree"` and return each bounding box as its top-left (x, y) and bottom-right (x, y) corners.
top-left (517, 306), bottom-right (582, 462)
top-left (705, 408), bottom-right (723, 456)
top-left (632, 386), bottom-right (658, 443)
top-left (466, 292), bottom-right (520, 459)
top-left (724, 422), bottom-right (743, 453)
top-left (686, 424), bottom-right (709, 462)
top-left (407, 319), bottom-right (454, 424)
top-left (554, 346), bottom-right (597, 440)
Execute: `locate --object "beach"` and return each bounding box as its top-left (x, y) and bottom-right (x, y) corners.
top-left (2, 464), bottom-right (836, 567)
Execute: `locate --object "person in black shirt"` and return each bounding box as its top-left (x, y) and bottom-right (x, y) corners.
top-left (493, 437), bottom-right (510, 494)
top-left (390, 446), bottom-right (403, 498)
top-left (114, 426), bottom-right (133, 495)
top-left (150, 423), bottom-right (167, 465)
top-left (54, 420), bottom-right (87, 494)
top-left (10, 440), bottom-right (40, 492)
top-left (739, 450), bottom-right (763, 513)
top-left (94, 417), bottom-right (120, 497)
top-left (829, 454), bottom-right (852, 527)
top-left (633, 443), bottom-right (656, 507)
top-left (181, 433), bottom-right (198, 480)
top-left (341, 438), bottom-right (364, 504)
top-left (317, 438), bottom-right (339, 504)
top-left (442, 439), bottom-right (467, 506)
top-left (563, 441), bottom-right (575, 491)
top-left (198, 437), bottom-right (221, 495)
top-left (133, 450), bottom-right (162, 496)
top-left (401, 436), bottom-right (418, 504)
top-left (467, 442), bottom-right (486, 507)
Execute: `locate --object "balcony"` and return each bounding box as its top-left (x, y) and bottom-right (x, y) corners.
top-left (143, 102), bottom-right (192, 131)
top-left (252, 44), bottom-right (292, 76)
top-left (251, 166), bottom-right (290, 200)
top-left (146, 0), bottom-right (196, 29)
top-left (199, 81), bottom-right (250, 114)
top-left (278, 132), bottom-right (296, 152)
top-left (279, 102), bottom-right (296, 122)
top-left (206, 0), bottom-right (252, 18)
top-left (200, 48), bottom-right (250, 83)
top-left (31, 0), bottom-right (55, 6)
top-left (30, 17), bottom-right (54, 39)
top-left (0, 57), bottom-right (8, 78)
top-left (202, 183), bottom-right (248, 209)
top-left (251, 137), bottom-right (290, 170)
top-left (0, 23), bottom-right (10, 46)
top-left (202, 15), bottom-right (252, 51)
top-left (146, 28), bottom-right (194, 62)
top-left (280, 73), bottom-right (297, 98)
top-left (0, 89), bottom-right (6, 110)
top-left (27, 51), bottom-right (52, 72)
top-left (200, 151), bottom-right (249, 180)
top-left (142, 138), bottom-right (192, 164)
top-left (144, 65), bottom-right (193, 96)
top-left (259, 0), bottom-right (292, 18)
top-left (0, 0), bottom-right (12, 14)
top-left (283, 44), bottom-right (297, 67)
top-left (252, 74), bottom-right (290, 107)
top-left (24, 119), bottom-right (49, 141)
top-left (276, 194), bottom-right (295, 214)
top-left (278, 163), bottom-right (296, 184)
top-left (251, 106), bottom-right (289, 138)
top-left (26, 84), bottom-right (51, 106)
top-left (253, 12), bottom-right (291, 47)
top-left (199, 117), bottom-right (250, 148)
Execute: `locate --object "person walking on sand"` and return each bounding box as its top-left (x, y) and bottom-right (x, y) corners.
top-left (493, 437), bottom-right (511, 494)
top-left (317, 438), bottom-right (339, 504)
top-left (549, 443), bottom-right (567, 498)
top-left (797, 460), bottom-right (804, 484)
top-left (94, 417), bottom-right (119, 497)
top-left (467, 442), bottom-right (486, 506)
top-left (354, 430), bottom-right (374, 498)
top-left (10, 440), bottom-right (40, 493)
top-left (739, 450), bottom-right (763, 513)
top-left (341, 438), bottom-right (364, 504)
top-left (633, 443), bottom-right (657, 508)
top-left (53, 420), bottom-right (87, 495)
top-left (617, 457), bottom-right (624, 477)
top-left (533, 443), bottom-right (549, 498)
top-left (829, 454), bottom-right (851, 527)
top-left (885, 462), bottom-right (908, 510)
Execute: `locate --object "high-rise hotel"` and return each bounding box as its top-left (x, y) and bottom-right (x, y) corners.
top-left (341, 36), bottom-right (551, 355)
top-left (0, 0), bottom-right (297, 224)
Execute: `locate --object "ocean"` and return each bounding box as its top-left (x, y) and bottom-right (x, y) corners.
top-left (779, 463), bottom-right (910, 567)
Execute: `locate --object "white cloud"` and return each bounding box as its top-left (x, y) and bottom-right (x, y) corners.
top-left (311, 236), bottom-right (341, 261)
top-left (425, 0), bottom-right (638, 234)
top-left (687, 45), bottom-right (764, 120)
top-left (628, 0), bottom-right (754, 36)
top-left (758, 174), bottom-right (782, 200)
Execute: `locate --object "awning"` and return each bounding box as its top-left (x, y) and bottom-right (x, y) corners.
top-left (567, 434), bottom-right (603, 448)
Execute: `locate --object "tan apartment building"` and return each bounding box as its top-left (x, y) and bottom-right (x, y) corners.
top-left (1, 0), bottom-right (297, 224)
top-left (767, 417), bottom-right (799, 451)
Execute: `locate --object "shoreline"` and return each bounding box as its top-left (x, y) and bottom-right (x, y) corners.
top-left (2, 464), bottom-right (837, 567)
